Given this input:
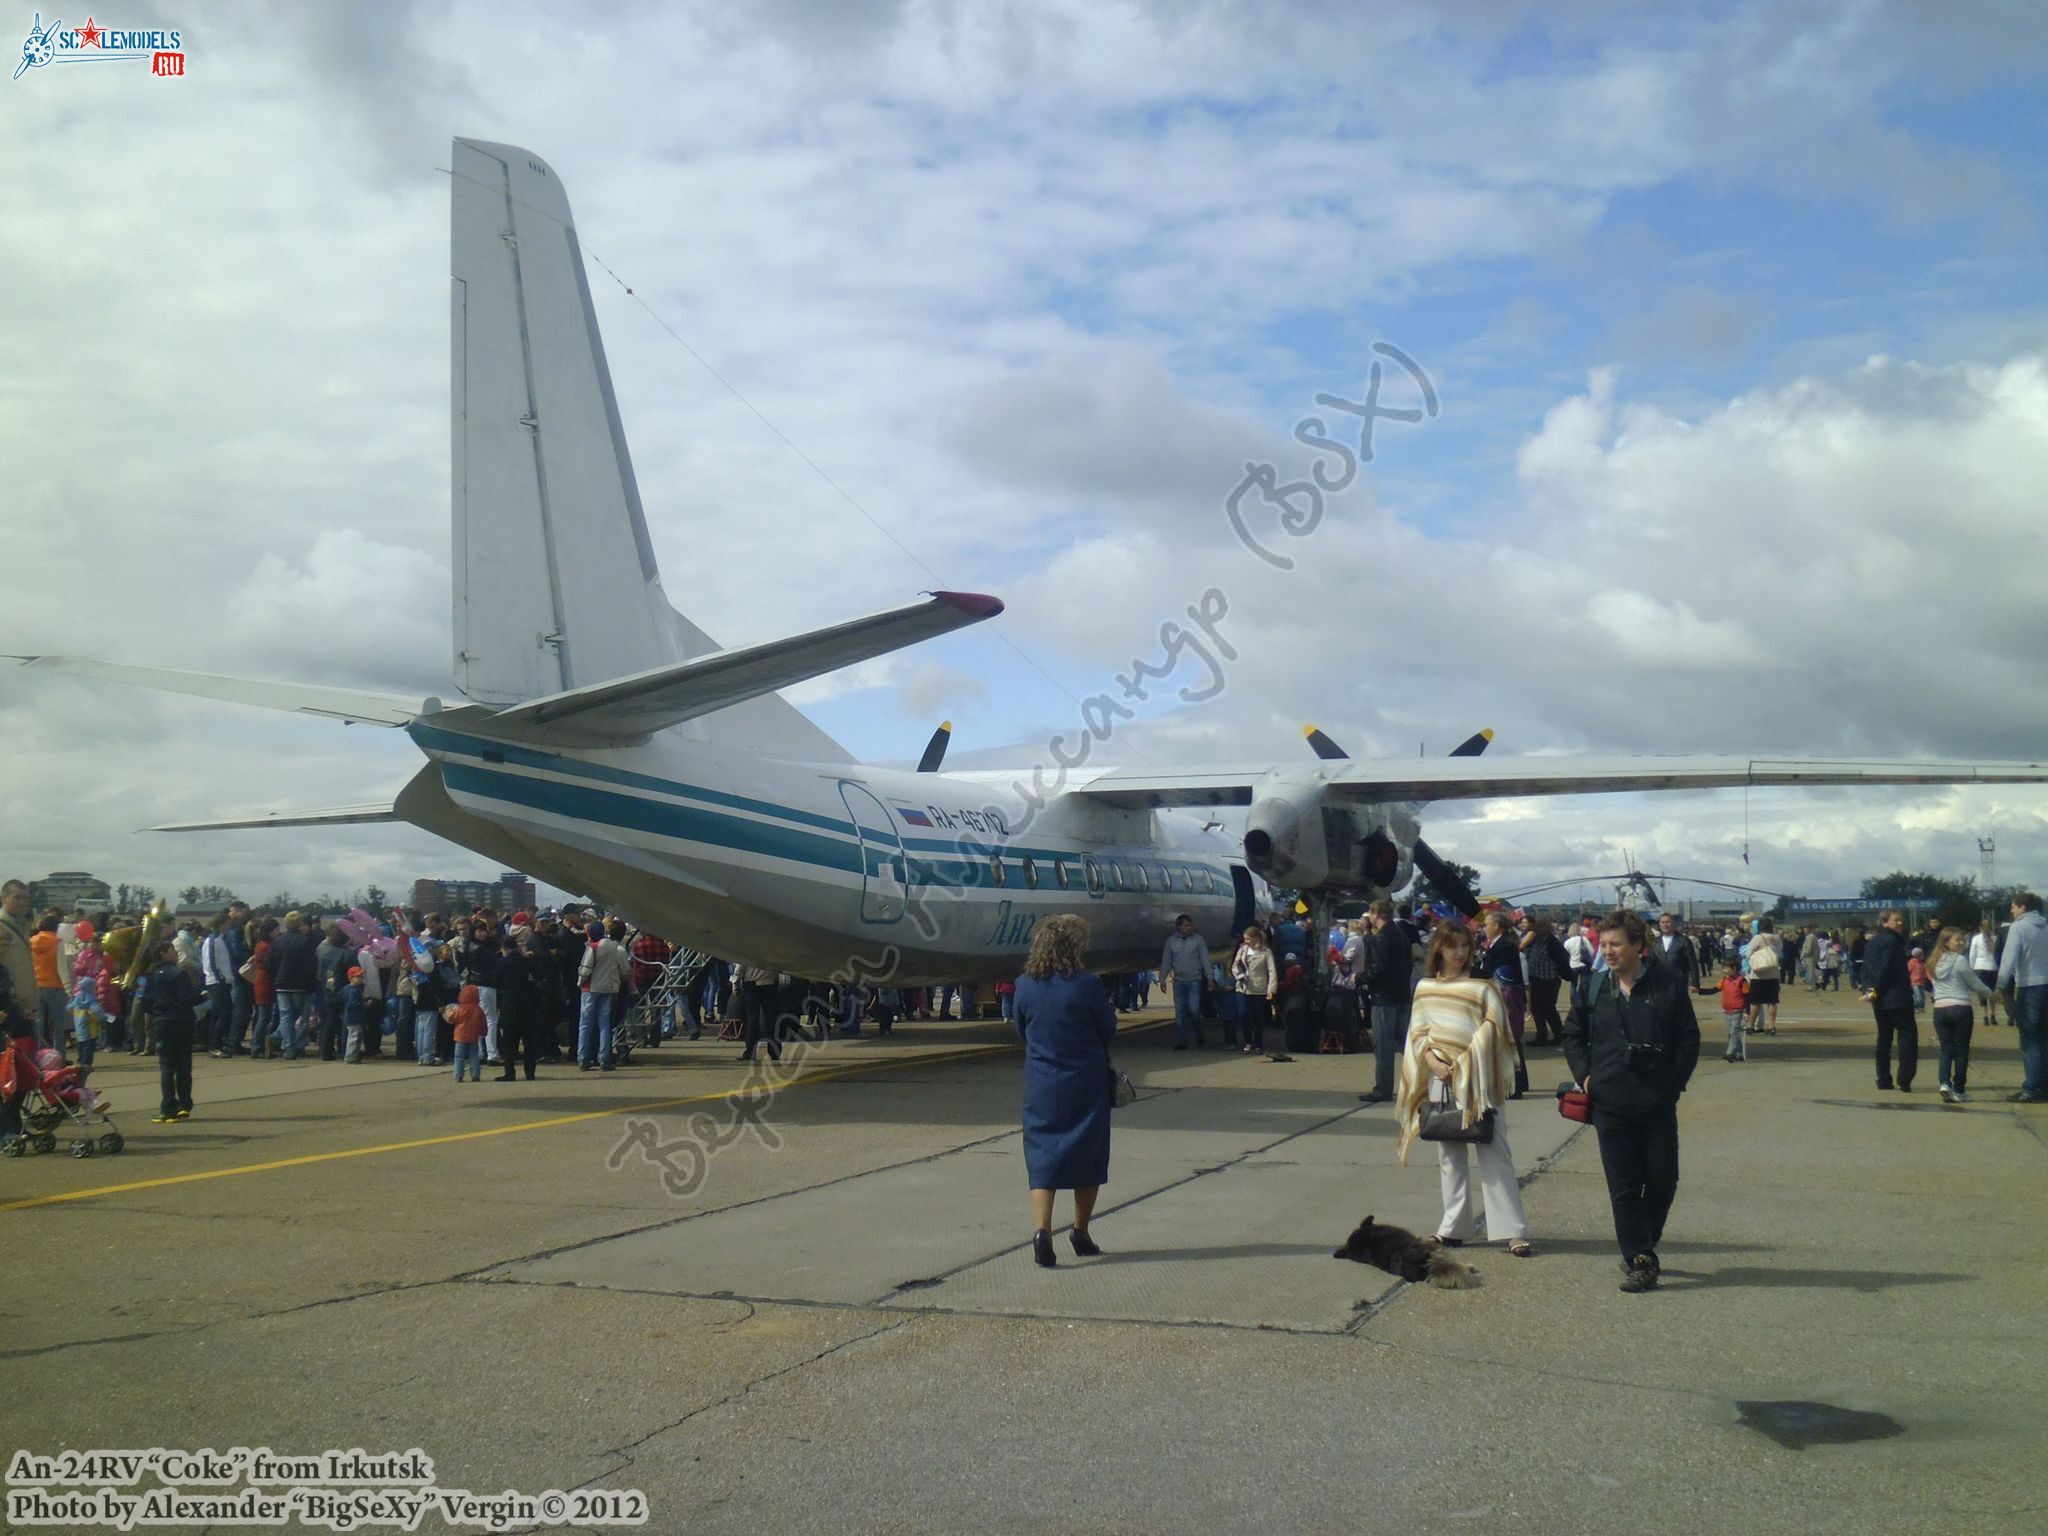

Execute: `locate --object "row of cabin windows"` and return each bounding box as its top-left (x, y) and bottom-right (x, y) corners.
top-left (978, 855), bottom-right (1220, 895)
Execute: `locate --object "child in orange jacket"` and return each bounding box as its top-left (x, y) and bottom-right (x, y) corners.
top-left (442, 983), bottom-right (488, 1081)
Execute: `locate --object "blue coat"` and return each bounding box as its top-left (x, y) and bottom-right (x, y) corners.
top-left (1014, 970), bottom-right (1117, 1190)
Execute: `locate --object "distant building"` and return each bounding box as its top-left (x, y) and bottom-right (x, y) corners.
top-left (409, 872), bottom-right (538, 916)
top-left (29, 871), bottom-right (112, 912)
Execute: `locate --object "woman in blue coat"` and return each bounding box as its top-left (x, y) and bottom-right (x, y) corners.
top-left (1013, 914), bottom-right (1118, 1268)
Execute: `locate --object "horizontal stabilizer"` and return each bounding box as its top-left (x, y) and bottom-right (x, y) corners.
top-left (148, 802), bottom-right (402, 833)
top-left (484, 591), bottom-right (1003, 745)
top-left (7, 656), bottom-right (427, 727)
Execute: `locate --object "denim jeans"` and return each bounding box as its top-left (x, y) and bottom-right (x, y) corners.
top-left (37, 989), bottom-right (68, 1054)
top-left (251, 1002), bottom-right (277, 1052)
top-left (578, 991), bottom-right (615, 1065)
top-left (1171, 978), bottom-right (1203, 1045)
top-left (452, 1041), bottom-right (483, 1081)
top-left (2014, 984), bottom-right (2048, 1096)
top-left (416, 1000), bottom-right (439, 1063)
top-left (275, 990), bottom-right (311, 1059)
top-left (1932, 1005), bottom-right (1973, 1091)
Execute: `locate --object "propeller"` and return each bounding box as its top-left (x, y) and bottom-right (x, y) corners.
top-left (916, 720), bottom-right (953, 774)
top-left (1301, 723), bottom-right (1491, 918)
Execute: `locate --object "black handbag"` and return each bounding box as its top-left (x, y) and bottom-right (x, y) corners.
top-left (1416, 1079), bottom-right (1495, 1143)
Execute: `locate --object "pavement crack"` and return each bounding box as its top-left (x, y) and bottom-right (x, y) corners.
top-left (0, 1323), bottom-right (212, 1361)
top-left (585, 1316), bottom-right (915, 1468)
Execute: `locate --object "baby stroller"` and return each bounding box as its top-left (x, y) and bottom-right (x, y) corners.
top-left (1, 1041), bottom-right (125, 1158)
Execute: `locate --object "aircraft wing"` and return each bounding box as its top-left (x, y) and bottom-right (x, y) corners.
top-left (1061, 753), bottom-right (2048, 808)
top-left (6, 655), bottom-right (427, 727)
top-left (483, 592), bottom-right (1003, 744)
top-left (148, 802), bottom-right (402, 832)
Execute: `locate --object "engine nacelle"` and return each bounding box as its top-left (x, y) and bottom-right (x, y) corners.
top-left (1246, 784), bottom-right (1421, 899)
top-left (1243, 779), bottom-right (1329, 890)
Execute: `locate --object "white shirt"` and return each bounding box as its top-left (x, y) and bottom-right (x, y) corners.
top-left (201, 931), bottom-right (234, 988)
top-left (1968, 932), bottom-right (1996, 970)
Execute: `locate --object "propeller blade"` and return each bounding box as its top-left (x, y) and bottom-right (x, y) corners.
top-left (916, 720), bottom-right (953, 774)
top-left (1448, 728), bottom-right (1494, 758)
top-left (1412, 836), bottom-right (1482, 920)
top-left (1640, 879), bottom-right (1662, 906)
top-left (1303, 724), bottom-right (1348, 761)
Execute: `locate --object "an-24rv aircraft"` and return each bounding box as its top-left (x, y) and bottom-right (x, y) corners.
top-left (17, 140), bottom-right (2048, 984)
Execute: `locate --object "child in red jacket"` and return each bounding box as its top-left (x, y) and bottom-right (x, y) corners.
top-left (1718, 963), bottom-right (1749, 1061)
top-left (442, 984), bottom-right (488, 1081)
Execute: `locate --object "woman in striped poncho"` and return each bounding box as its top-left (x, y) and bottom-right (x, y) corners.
top-left (1395, 920), bottom-right (1534, 1258)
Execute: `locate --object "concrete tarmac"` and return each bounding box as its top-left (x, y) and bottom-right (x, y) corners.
top-left (1, 986), bottom-right (2042, 1534)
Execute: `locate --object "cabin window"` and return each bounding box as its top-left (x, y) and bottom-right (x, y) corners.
top-left (1108, 861), bottom-right (1126, 891)
top-left (990, 856), bottom-right (1006, 888)
top-left (1022, 856), bottom-right (1039, 890)
top-left (1084, 857), bottom-right (1103, 895)
top-left (1055, 859), bottom-right (1072, 889)
top-left (1135, 863), bottom-right (1150, 893)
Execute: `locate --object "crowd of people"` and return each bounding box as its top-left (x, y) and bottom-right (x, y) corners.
top-left (7, 871), bottom-right (2045, 1277)
top-left (0, 879), bottom-right (1153, 1134)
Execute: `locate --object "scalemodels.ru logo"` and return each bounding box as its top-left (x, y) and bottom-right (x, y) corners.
top-left (13, 12), bottom-right (185, 80)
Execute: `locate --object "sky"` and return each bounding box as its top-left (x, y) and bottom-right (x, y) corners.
top-left (4, 0), bottom-right (2048, 913)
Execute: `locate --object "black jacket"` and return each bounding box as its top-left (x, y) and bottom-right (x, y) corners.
top-left (269, 928), bottom-right (318, 992)
top-left (1364, 925), bottom-right (1410, 1002)
top-left (1562, 955), bottom-right (1700, 1119)
top-left (144, 962), bottom-right (200, 1026)
top-left (1862, 926), bottom-right (1912, 1011)
top-left (1652, 932), bottom-right (1700, 989)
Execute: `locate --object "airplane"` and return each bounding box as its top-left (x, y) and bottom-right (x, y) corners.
top-left (14, 138), bottom-right (2048, 989)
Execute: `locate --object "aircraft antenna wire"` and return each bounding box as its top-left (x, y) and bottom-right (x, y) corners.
top-left (581, 244), bottom-right (1157, 761)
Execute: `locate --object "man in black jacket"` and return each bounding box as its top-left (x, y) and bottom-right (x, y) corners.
top-left (1563, 909), bottom-right (1701, 1293)
top-left (1653, 912), bottom-right (1702, 994)
top-left (268, 912), bottom-right (319, 1059)
top-left (1860, 907), bottom-right (1916, 1091)
top-left (1358, 900), bottom-right (1412, 1105)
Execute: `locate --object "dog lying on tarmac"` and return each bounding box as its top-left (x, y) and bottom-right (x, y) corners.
top-left (1332, 1215), bottom-right (1480, 1289)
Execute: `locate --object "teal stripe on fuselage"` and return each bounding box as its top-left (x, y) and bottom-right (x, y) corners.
top-left (416, 723), bottom-right (1228, 892)
top-left (442, 762), bottom-right (864, 876)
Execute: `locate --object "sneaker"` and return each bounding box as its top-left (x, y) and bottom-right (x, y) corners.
top-left (2008, 1091), bottom-right (2048, 1103)
top-left (172, 1109), bottom-right (191, 1121)
top-left (1952, 1089), bottom-right (1972, 1103)
top-left (150, 1111), bottom-right (177, 1124)
top-left (1619, 1255), bottom-right (1659, 1293)
top-left (1938, 1083), bottom-right (1955, 1103)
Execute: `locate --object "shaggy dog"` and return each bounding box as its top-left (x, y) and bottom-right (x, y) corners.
top-left (1332, 1215), bottom-right (1480, 1290)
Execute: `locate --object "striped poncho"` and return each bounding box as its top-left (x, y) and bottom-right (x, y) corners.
top-left (1394, 976), bottom-right (1516, 1164)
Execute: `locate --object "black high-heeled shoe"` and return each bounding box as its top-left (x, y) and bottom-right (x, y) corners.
top-left (1070, 1228), bottom-right (1101, 1258)
top-left (1032, 1230), bottom-right (1057, 1268)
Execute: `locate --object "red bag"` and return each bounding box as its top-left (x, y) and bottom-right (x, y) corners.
top-left (1556, 1086), bottom-right (1591, 1124)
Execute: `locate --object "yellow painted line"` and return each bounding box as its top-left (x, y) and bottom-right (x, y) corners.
top-left (0, 1040), bottom-right (1014, 1216)
top-left (0, 1014), bottom-right (1172, 1216)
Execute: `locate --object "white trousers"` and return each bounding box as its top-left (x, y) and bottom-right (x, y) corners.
top-left (479, 986), bottom-right (500, 1057)
top-left (1436, 1108), bottom-right (1529, 1243)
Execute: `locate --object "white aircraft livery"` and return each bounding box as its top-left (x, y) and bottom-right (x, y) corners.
top-left (16, 140), bottom-right (2048, 985)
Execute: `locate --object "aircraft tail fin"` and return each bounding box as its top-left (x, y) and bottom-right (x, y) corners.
top-left (452, 137), bottom-right (680, 705)
top-left (450, 138), bottom-right (859, 762)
